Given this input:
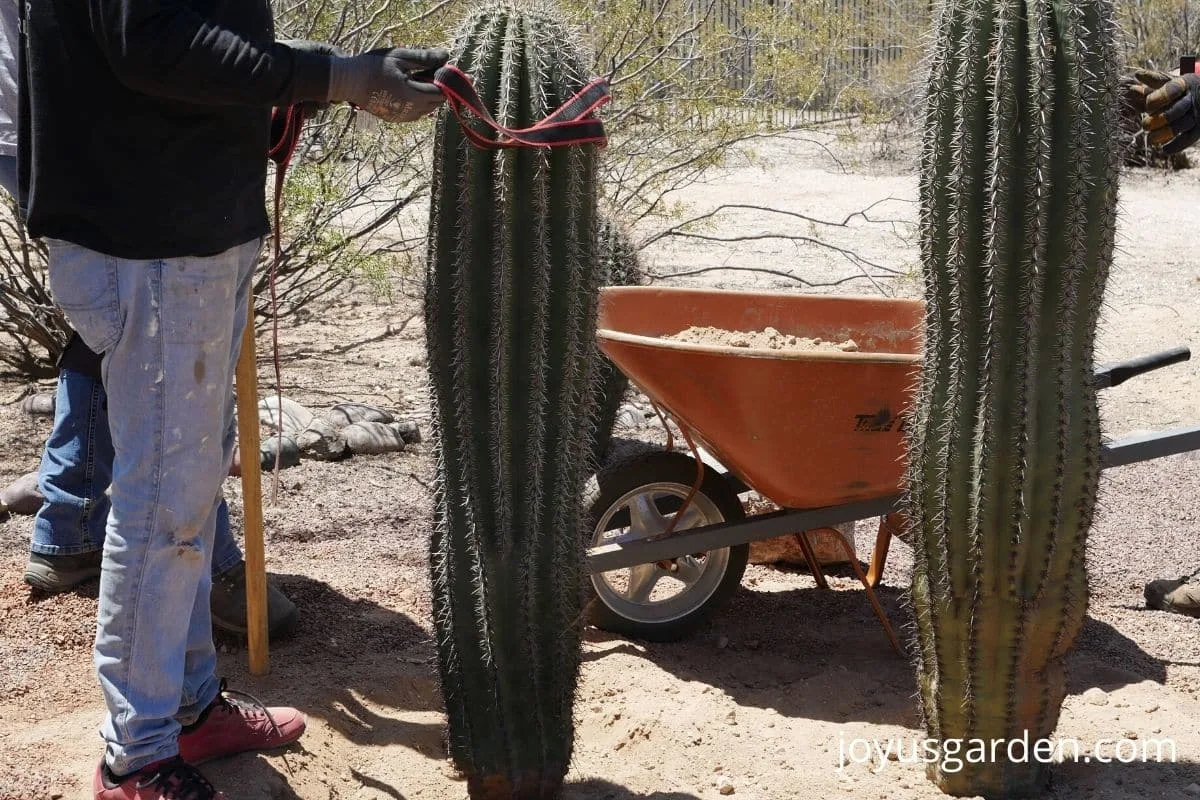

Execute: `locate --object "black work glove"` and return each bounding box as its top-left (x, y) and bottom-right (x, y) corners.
top-left (1142, 73), bottom-right (1200, 154)
top-left (326, 47), bottom-right (449, 123)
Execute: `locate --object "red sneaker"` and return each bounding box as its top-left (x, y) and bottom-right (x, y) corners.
top-left (93, 756), bottom-right (224, 799)
top-left (177, 680), bottom-right (305, 764)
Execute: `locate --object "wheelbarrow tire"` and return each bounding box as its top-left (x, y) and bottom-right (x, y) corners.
top-left (582, 450), bottom-right (748, 643)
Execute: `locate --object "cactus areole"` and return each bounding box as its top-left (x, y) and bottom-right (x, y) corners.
top-left (423, 2), bottom-right (609, 798)
top-left (905, 0), bottom-right (1120, 796)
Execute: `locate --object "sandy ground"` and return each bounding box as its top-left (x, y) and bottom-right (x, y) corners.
top-left (2, 128), bottom-right (1200, 800)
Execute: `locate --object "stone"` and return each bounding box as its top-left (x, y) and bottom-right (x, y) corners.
top-left (1082, 687), bottom-right (1109, 706)
top-left (1185, 784), bottom-right (1200, 796)
top-left (20, 392), bottom-right (55, 417)
top-left (716, 775), bottom-right (735, 795)
top-left (260, 435), bottom-right (301, 470)
top-left (258, 396), bottom-right (315, 437)
top-left (749, 523), bottom-right (856, 567)
top-left (616, 403), bottom-right (643, 429)
top-left (0, 472), bottom-right (43, 515)
top-left (343, 421), bottom-right (407, 455)
top-left (296, 417), bottom-right (348, 461)
top-left (324, 402), bottom-right (394, 430)
top-left (391, 420), bottom-right (423, 445)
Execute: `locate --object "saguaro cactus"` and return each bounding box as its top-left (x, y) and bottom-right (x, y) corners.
top-left (588, 216), bottom-right (644, 470)
top-left (905, 0), bottom-right (1120, 796)
top-left (423, 2), bottom-right (605, 797)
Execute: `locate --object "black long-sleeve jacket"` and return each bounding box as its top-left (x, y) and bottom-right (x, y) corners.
top-left (18, 0), bottom-right (330, 259)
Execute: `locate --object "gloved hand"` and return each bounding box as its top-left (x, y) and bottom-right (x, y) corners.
top-left (1121, 68), bottom-right (1174, 114)
top-left (326, 47), bottom-right (449, 123)
top-left (282, 39), bottom-right (350, 114)
top-left (1141, 72), bottom-right (1200, 154)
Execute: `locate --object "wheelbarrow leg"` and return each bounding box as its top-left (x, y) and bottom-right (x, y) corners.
top-left (792, 531), bottom-right (830, 590)
top-left (865, 512), bottom-right (904, 589)
top-left (820, 526), bottom-right (905, 659)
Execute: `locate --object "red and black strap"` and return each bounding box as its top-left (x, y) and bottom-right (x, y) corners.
top-left (431, 63), bottom-right (611, 149)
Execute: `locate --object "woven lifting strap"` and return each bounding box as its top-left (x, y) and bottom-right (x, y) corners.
top-left (431, 64), bottom-right (611, 149)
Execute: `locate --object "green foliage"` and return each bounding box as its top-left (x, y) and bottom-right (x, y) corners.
top-left (1118, 0), bottom-right (1200, 70)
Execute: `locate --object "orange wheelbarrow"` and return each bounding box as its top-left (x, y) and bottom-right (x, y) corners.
top-left (582, 286), bottom-right (1198, 653)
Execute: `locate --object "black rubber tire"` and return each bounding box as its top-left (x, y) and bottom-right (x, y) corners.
top-left (582, 450), bottom-right (749, 642)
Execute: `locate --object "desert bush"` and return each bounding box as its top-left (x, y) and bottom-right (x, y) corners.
top-left (0, 199), bottom-right (67, 378)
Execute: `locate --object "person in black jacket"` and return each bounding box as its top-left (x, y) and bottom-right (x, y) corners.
top-left (17, 1), bottom-right (447, 797)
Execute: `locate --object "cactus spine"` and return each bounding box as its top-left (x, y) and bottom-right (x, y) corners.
top-left (588, 216), bottom-right (644, 470)
top-left (905, 0), bottom-right (1120, 796)
top-left (423, 2), bottom-right (604, 797)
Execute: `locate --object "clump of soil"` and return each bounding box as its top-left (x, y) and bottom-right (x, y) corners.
top-left (665, 325), bottom-right (859, 352)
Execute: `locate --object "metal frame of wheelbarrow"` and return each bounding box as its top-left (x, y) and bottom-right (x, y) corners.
top-left (584, 346), bottom-right (1200, 654)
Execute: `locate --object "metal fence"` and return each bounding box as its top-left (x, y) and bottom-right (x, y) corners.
top-left (683, 0), bottom-right (932, 126)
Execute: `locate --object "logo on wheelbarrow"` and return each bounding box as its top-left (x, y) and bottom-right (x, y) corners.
top-left (855, 408), bottom-right (909, 433)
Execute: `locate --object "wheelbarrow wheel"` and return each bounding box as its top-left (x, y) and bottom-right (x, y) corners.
top-left (583, 450), bottom-right (748, 642)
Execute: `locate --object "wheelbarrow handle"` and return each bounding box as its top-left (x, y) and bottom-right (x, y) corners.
top-left (1093, 346), bottom-right (1191, 390)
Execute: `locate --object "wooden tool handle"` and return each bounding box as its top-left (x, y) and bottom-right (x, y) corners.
top-left (234, 302), bottom-right (270, 675)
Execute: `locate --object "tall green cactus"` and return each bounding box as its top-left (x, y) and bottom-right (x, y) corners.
top-left (423, 2), bottom-right (604, 797)
top-left (588, 215), bottom-right (644, 471)
top-left (905, 0), bottom-right (1120, 796)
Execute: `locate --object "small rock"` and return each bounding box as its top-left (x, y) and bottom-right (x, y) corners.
top-left (716, 775), bottom-right (735, 795)
top-left (325, 402), bottom-right (394, 429)
top-left (20, 392), bottom-right (55, 417)
top-left (717, 636), bottom-right (729, 649)
top-left (728, 334), bottom-right (751, 348)
top-left (0, 472), bottom-right (43, 515)
top-left (616, 404), bottom-right (642, 429)
top-left (296, 418), bottom-right (349, 461)
top-left (391, 420), bottom-right (423, 445)
top-left (258, 396), bottom-right (315, 436)
top-left (724, 709), bottom-right (737, 726)
top-left (260, 435), bottom-right (301, 470)
top-left (343, 421), bottom-right (407, 455)
top-left (1082, 687), bottom-right (1109, 706)
top-left (1185, 784), bottom-right (1200, 796)
top-left (1144, 703), bottom-right (1159, 713)
top-left (838, 339), bottom-right (860, 353)
top-left (1125, 731), bottom-right (1138, 740)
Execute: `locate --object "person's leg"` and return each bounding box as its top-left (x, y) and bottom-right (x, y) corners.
top-left (209, 496), bottom-right (243, 578)
top-left (24, 338), bottom-right (111, 592)
top-left (0, 154), bottom-right (16, 199)
top-left (44, 236), bottom-right (267, 775)
top-left (207, 488), bottom-right (300, 639)
top-left (25, 336), bottom-right (300, 632)
top-left (170, 242), bottom-right (304, 764)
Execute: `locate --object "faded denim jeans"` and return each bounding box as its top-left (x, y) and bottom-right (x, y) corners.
top-left (45, 235), bottom-right (261, 775)
top-left (29, 363), bottom-right (243, 577)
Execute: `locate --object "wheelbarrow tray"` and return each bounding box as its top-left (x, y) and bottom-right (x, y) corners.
top-left (596, 286), bottom-right (923, 509)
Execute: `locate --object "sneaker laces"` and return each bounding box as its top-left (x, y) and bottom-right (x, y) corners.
top-left (211, 678), bottom-right (294, 776)
top-left (133, 758), bottom-right (218, 800)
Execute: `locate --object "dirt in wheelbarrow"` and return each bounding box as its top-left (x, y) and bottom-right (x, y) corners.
top-left (666, 325), bottom-right (861, 353)
top-left (0, 130), bottom-right (1199, 800)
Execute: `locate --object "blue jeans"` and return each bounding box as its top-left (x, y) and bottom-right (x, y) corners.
top-left (29, 366), bottom-right (243, 577)
top-left (45, 235), bottom-right (261, 775)
top-left (0, 154), bottom-right (16, 199)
